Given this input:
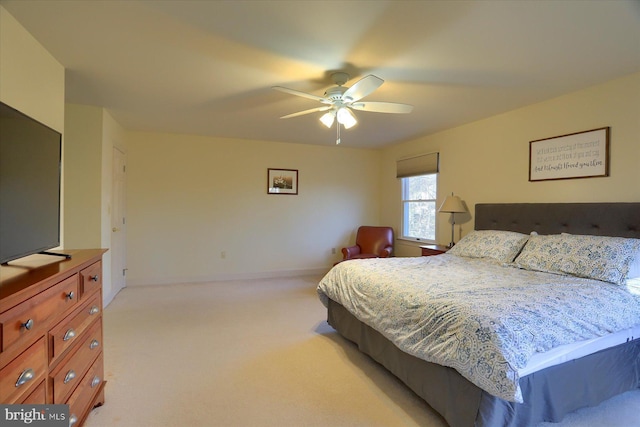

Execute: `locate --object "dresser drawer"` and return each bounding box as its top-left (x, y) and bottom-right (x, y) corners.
top-left (50, 319), bottom-right (102, 404)
top-left (67, 353), bottom-right (104, 427)
top-left (80, 261), bottom-right (102, 299)
top-left (19, 380), bottom-right (46, 404)
top-left (0, 275), bottom-right (79, 354)
top-left (0, 337), bottom-right (47, 403)
top-left (49, 293), bottom-right (102, 364)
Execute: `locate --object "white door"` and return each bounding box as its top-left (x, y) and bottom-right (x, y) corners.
top-left (111, 146), bottom-right (127, 297)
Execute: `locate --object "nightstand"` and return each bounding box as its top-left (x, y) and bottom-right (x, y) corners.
top-left (420, 244), bottom-right (449, 256)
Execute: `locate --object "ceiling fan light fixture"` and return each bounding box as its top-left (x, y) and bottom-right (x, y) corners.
top-left (274, 73), bottom-right (411, 143)
top-left (337, 107), bottom-right (357, 129)
top-left (319, 111), bottom-right (335, 128)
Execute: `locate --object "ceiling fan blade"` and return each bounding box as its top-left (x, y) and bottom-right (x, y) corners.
top-left (350, 101), bottom-right (413, 114)
top-left (280, 106), bottom-right (332, 119)
top-left (272, 86), bottom-right (328, 103)
top-left (341, 75), bottom-right (384, 102)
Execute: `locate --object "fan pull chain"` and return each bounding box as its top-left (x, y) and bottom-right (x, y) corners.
top-left (336, 123), bottom-right (341, 145)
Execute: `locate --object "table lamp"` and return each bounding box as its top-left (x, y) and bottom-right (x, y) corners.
top-left (438, 193), bottom-right (467, 248)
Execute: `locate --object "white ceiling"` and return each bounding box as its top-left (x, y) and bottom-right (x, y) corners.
top-left (3, 0), bottom-right (639, 148)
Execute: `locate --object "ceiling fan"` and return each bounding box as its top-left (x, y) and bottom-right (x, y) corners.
top-left (273, 72), bottom-right (413, 144)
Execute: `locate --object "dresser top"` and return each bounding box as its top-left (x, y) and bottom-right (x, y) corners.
top-left (0, 249), bottom-right (106, 303)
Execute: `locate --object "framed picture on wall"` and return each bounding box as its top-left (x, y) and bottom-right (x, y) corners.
top-left (529, 127), bottom-right (610, 182)
top-left (267, 168), bottom-right (298, 195)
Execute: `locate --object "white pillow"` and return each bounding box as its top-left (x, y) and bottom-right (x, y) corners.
top-left (513, 233), bottom-right (640, 285)
top-left (447, 230), bottom-right (529, 263)
top-left (627, 248), bottom-right (640, 279)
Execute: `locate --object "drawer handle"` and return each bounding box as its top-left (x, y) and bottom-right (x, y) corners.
top-left (66, 291), bottom-right (75, 300)
top-left (21, 318), bottom-right (35, 330)
top-left (91, 376), bottom-right (101, 388)
top-left (90, 339), bottom-right (100, 350)
top-left (63, 328), bottom-right (76, 341)
top-left (69, 414), bottom-right (78, 427)
top-left (64, 370), bottom-right (76, 384)
top-left (90, 275), bottom-right (99, 282)
top-left (15, 368), bottom-right (35, 387)
top-left (90, 305), bottom-right (100, 315)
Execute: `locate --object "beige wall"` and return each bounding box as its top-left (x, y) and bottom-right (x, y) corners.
top-left (0, 7), bottom-right (64, 133)
top-left (64, 103), bottom-right (128, 304)
top-left (381, 72), bottom-right (640, 256)
top-left (64, 104), bottom-right (104, 248)
top-left (126, 132), bottom-right (381, 285)
top-left (0, 6), bottom-right (65, 244)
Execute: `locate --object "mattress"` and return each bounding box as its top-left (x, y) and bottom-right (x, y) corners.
top-left (520, 323), bottom-right (640, 377)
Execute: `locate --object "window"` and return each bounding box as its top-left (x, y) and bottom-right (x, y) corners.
top-left (401, 173), bottom-right (437, 241)
top-left (396, 152), bottom-right (439, 242)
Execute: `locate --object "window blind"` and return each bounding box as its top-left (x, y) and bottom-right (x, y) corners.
top-left (396, 152), bottom-right (439, 178)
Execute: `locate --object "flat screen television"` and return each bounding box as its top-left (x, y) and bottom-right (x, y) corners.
top-left (0, 101), bottom-right (63, 264)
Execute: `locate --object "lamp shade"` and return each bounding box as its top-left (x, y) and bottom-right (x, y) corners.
top-left (438, 195), bottom-right (467, 213)
top-left (336, 107), bottom-right (357, 129)
top-left (319, 111), bottom-right (335, 128)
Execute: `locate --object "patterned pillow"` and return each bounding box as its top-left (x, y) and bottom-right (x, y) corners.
top-left (447, 230), bottom-right (530, 263)
top-left (513, 233), bottom-right (640, 285)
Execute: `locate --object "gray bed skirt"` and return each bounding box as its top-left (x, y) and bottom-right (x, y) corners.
top-left (328, 298), bottom-right (640, 427)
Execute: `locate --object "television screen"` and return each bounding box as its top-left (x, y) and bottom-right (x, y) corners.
top-left (0, 101), bottom-right (62, 264)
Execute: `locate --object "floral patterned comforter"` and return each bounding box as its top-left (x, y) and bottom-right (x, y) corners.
top-left (317, 255), bottom-right (640, 403)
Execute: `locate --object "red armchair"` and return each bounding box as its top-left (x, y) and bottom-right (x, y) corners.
top-left (340, 226), bottom-right (394, 262)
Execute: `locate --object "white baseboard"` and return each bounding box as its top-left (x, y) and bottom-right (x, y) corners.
top-left (125, 267), bottom-right (331, 287)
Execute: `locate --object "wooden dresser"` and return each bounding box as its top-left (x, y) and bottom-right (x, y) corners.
top-left (0, 249), bottom-right (107, 426)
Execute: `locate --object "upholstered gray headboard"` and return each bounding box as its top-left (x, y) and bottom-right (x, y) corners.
top-left (475, 203), bottom-right (640, 238)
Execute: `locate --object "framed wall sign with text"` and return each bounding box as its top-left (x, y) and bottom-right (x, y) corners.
top-left (529, 127), bottom-right (609, 182)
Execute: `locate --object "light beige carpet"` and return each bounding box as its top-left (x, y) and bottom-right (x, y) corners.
top-left (85, 276), bottom-right (640, 427)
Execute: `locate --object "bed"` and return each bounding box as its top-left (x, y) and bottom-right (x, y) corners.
top-left (317, 203), bottom-right (640, 427)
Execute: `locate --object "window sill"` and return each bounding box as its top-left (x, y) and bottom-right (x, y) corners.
top-left (396, 238), bottom-right (437, 246)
